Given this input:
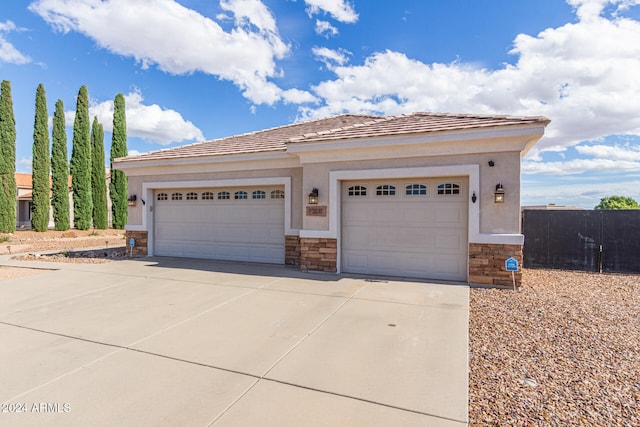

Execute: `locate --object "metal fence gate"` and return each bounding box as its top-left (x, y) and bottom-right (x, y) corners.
top-left (522, 210), bottom-right (640, 273)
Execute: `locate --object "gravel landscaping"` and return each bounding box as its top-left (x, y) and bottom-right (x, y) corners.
top-left (14, 246), bottom-right (127, 263)
top-left (0, 230), bottom-right (126, 280)
top-left (470, 268), bottom-right (639, 426)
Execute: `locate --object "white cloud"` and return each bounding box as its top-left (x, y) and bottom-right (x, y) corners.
top-left (522, 142), bottom-right (640, 175)
top-left (312, 46), bottom-right (350, 69)
top-left (299, 1), bottom-right (640, 157)
top-left (29, 0), bottom-right (302, 105)
top-left (575, 143), bottom-right (640, 160)
top-left (522, 158), bottom-right (640, 175)
top-left (522, 178), bottom-right (640, 208)
top-left (219, 0), bottom-right (278, 33)
top-left (65, 90), bottom-right (204, 146)
top-left (0, 20), bottom-right (30, 64)
top-left (281, 88), bottom-right (318, 104)
top-left (304, 0), bottom-right (358, 23)
top-left (16, 157), bottom-right (33, 174)
top-left (315, 20), bottom-right (338, 38)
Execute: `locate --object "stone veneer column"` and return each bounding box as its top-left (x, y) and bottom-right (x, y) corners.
top-left (468, 243), bottom-right (523, 288)
top-left (125, 230), bottom-right (148, 257)
top-left (299, 238), bottom-right (337, 272)
top-left (285, 235), bottom-right (301, 266)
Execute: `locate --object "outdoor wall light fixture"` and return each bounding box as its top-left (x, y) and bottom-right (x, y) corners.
top-left (488, 160), bottom-right (495, 167)
top-left (471, 191), bottom-right (477, 203)
top-left (494, 183), bottom-right (505, 203)
top-left (127, 194), bottom-right (137, 206)
top-left (308, 188), bottom-right (319, 205)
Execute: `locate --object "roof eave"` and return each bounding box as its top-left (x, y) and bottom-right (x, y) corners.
top-left (112, 149), bottom-right (293, 171)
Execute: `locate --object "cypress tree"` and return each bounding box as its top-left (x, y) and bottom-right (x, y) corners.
top-left (91, 116), bottom-right (108, 229)
top-left (51, 99), bottom-right (70, 231)
top-left (110, 93), bottom-right (128, 229)
top-left (31, 84), bottom-right (51, 232)
top-left (0, 80), bottom-right (17, 233)
top-left (70, 85), bottom-right (92, 230)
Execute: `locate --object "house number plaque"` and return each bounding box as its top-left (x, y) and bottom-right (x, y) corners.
top-left (306, 205), bottom-right (327, 217)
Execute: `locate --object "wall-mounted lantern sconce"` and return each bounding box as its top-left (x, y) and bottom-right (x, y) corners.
top-left (488, 160), bottom-right (495, 167)
top-left (494, 183), bottom-right (505, 203)
top-left (128, 194), bottom-right (137, 206)
top-left (471, 191), bottom-right (477, 203)
top-left (308, 188), bottom-right (319, 205)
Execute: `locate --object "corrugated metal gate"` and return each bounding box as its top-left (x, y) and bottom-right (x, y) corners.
top-left (522, 210), bottom-right (640, 273)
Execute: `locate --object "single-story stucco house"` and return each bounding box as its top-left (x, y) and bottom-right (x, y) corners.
top-left (113, 112), bottom-right (549, 286)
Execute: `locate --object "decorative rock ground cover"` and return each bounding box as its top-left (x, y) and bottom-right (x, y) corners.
top-left (470, 269), bottom-right (639, 426)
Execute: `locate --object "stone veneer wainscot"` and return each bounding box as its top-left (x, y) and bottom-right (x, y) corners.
top-left (125, 230), bottom-right (148, 257)
top-left (285, 235), bottom-right (301, 266)
top-left (299, 238), bottom-right (337, 272)
top-left (468, 243), bottom-right (523, 288)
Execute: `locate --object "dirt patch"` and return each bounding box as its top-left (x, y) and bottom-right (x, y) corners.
top-left (0, 229), bottom-right (125, 255)
top-left (469, 269), bottom-right (639, 426)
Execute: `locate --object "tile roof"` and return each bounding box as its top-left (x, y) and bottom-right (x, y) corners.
top-left (15, 172), bottom-right (33, 187)
top-left (115, 112), bottom-right (550, 163)
top-left (288, 112), bottom-right (550, 144)
top-left (14, 173), bottom-right (73, 189)
top-left (116, 114), bottom-right (378, 163)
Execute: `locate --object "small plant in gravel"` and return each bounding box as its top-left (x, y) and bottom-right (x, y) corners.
top-left (0, 235), bottom-right (9, 243)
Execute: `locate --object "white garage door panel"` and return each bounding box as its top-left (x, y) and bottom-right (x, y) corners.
top-left (342, 178), bottom-right (468, 281)
top-left (154, 187), bottom-right (285, 264)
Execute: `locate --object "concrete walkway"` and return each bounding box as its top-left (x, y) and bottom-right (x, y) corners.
top-left (0, 256), bottom-right (469, 426)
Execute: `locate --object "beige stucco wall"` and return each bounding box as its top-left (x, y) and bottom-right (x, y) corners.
top-left (123, 150), bottom-right (521, 237)
top-left (299, 151), bottom-right (521, 234)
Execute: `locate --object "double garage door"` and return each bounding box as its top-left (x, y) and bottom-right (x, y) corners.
top-left (342, 178), bottom-right (468, 281)
top-left (154, 186), bottom-right (285, 264)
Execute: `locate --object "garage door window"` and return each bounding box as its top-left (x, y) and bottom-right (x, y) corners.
top-left (171, 192), bottom-right (183, 200)
top-left (186, 192), bottom-right (198, 200)
top-left (271, 190), bottom-right (285, 199)
top-left (202, 192), bottom-right (214, 200)
top-left (376, 185), bottom-right (396, 196)
top-left (348, 185), bottom-right (367, 196)
top-left (405, 184), bottom-right (427, 195)
top-left (157, 193), bottom-right (168, 201)
top-left (437, 183), bottom-right (460, 195)
top-left (218, 191), bottom-right (230, 200)
top-left (235, 191), bottom-right (248, 200)
top-left (252, 190), bottom-right (266, 199)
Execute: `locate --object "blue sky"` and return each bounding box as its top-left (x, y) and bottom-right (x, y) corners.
top-left (1, 0), bottom-right (640, 208)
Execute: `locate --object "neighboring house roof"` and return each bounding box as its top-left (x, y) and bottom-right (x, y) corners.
top-left (115, 112), bottom-right (550, 164)
top-left (15, 172), bottom-right (33, 188)
top-left (14, 173), bottom-right (73, 190)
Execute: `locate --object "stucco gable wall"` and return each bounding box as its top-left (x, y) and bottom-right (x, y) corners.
top-left (300, 151), bottom-right (521, 234)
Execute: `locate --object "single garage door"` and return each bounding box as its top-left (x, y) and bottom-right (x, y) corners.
top-left (154, 186), bottom-right (285, 263)
top-left (342, 178), bottom-right (468, 281)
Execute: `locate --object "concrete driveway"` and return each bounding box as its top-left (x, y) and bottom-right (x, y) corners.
top-left (0, 257), bottom-right (469, 426)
